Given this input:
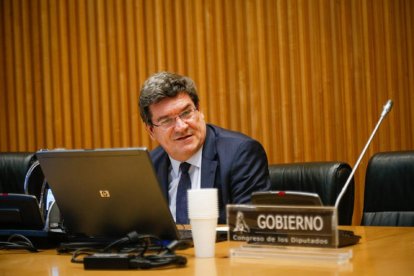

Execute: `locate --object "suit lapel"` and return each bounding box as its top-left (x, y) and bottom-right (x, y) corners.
top-left (201, 158), bottom-right (217, 188)
top-left (201, 125), bottom-right (218, 188)
top-left (156, 155), bottom-right (171, 202)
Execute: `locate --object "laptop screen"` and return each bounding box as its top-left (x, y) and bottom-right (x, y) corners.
top-left (36, 148), bottom-right (179, 240)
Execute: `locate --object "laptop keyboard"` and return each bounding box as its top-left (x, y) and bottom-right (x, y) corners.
top-left (178, 229), bottom-right (228, 242)
top-left (178, 229), bottom-right (193, 240)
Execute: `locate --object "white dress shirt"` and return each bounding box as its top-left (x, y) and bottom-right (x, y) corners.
top-left (168, 146), bottom-right (203, 222)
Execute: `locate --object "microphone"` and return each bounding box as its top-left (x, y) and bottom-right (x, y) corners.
top-left (381, 99), bottom-right (393, 117)
top-left (334, 99), bottom-right (394, 209)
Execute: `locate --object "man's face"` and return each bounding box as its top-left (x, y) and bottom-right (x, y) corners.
top-left (146, 93), bottom-right (206, 162)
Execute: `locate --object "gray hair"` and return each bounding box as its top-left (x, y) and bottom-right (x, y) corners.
top-left (139, 72), bottom-right (200, 125)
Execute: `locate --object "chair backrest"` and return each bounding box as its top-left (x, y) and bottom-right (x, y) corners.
top-left (0, 152), bottom-right (55, 230)
top-left (0, 152), bottom-right (36, 193)
top-left (361, 151), bottom-right (414, 226)
top-left (0, 152), bottom-right (46, 198)
top-left (268, 162), bottom-right (354, 225)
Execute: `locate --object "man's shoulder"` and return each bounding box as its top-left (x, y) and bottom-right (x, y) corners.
top-left (207, 124), bottom-right (258, 145)
top-left (149, 146), bottom-right (167, 163)
top-left (208, 124), bottom-right (252, 140)
top-left (206, 124), bottom-right (266, 159)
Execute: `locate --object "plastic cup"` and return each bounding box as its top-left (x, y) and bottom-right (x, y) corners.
top-left (188, 188), bottom-right (219, 258)
top-left (190, 218), bottom-right (217, 258)
top-left (188, 188), bottom-right (219, 219)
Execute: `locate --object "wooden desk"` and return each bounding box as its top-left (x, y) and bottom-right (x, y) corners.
top-left (1, 226), bottom-right (414, 275)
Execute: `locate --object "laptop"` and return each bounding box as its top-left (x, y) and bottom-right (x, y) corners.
top-left (36, 148), bottom-right (182, 241)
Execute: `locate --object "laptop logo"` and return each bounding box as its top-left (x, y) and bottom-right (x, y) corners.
top-left (99, 190), bottom-right (111, 198)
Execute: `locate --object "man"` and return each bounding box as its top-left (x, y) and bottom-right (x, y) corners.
top-left (139, 72), bottom-right (270, 224)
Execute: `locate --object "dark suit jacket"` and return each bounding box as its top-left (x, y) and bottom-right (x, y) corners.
top-left (150, 124), bottom-right (271, 223)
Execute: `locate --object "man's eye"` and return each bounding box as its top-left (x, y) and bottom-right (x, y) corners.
top-left (159, 118), bottom-right (173, 126)
top-left (181, 110), bottom-right (192, 118)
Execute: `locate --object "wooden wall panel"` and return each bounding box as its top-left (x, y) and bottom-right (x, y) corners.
top-left (1, 0), bottom-right (413, 224)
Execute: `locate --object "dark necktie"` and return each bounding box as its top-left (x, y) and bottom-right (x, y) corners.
top-left (176, 162), bottom-right (191, 224)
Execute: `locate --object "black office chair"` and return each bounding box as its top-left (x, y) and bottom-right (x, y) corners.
top-left (268, 162), bottom-right (355, 225)
top-left (0, 152), bottom-right (39, 193)
top-left (0, 152), bottom-right (48, 229)
top-left (361, 151), bottom-right (414, 226)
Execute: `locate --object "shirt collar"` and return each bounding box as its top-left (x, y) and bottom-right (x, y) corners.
top-left (169, 146), bottom-right (203, 176)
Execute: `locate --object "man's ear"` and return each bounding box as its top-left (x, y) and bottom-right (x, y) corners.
top-left (198, 110), bottom-right (205, 120)
top-left (145, 125), bottom-right (156, 140)
top-left (197, 105), bottom-right (205, 120)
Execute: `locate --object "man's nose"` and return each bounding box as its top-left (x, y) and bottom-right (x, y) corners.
top-left (173, 116), bottom-right (188, 129)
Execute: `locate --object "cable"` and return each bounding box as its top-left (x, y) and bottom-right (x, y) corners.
top-left (0, 234), bottom-right (39, 252)
top-left (65, 231), bottom-right (188, 270)
top-left (129, 253), bottom-right (187, 269)
top-left (71, 248), bottom-right (95, 263)
top-left (102, 232), bottom-right (161, 253)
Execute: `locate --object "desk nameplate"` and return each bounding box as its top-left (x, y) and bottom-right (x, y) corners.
top-left (227, 204), bottom-right (339, 248)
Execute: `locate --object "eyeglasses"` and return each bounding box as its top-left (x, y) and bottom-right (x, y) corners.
top-left (152, 107), bottom-right (198, 129)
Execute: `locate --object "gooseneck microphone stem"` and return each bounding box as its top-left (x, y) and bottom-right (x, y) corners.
top-left (334, 100), bottom-right (393, 209)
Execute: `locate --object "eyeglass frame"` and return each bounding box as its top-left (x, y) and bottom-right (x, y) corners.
top-left (151, 106), bottom-right (199, 129)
